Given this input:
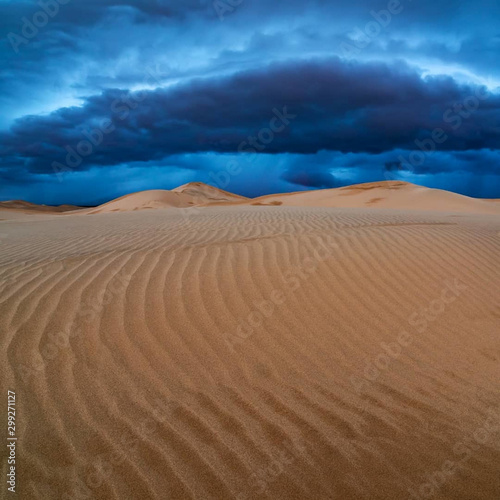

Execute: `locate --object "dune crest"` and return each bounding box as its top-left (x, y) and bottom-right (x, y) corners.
top-left (239, 181), bottom-right (500, 214)
top-left (86, 183), bottom-right (249, 214)
top-left (172, 182), bottom-right (249, 203)
top-left (86, 189), bottom-right (195, 214)
top-left (1, 181), bottom-right (498, 216)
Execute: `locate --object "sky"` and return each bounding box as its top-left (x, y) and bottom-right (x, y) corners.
top-left (1, 0), bottom-right (499, 205)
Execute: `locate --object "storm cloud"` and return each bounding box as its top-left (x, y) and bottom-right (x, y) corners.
top-left (0, 0), bottom-right (499, 203)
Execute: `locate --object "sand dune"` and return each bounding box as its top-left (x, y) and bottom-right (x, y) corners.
top-left (1, 199), bottom-right (499, 499)
top-left (243, 181), bottom-right (500, 215)
top-left (0, 200), bottom-right (79, 213)
top-left (89, 183), bottom-right (248, 214)
top-left (85, 189), bottom-right (196, 214)
top-left (172, 182), bottom-right (249, 204)
top-left (0, 183), bottom-right (247, 218)
top-left (2, 182), bottom-right (498, 217)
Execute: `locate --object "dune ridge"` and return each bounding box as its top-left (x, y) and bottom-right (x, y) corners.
top-left (86, 183), bottom-right (250, 215)
top-left (172, 182), bottom-right (249, 203)
top-left (2, 181), bottom-right (498, 217)
top-left (85, 189), bottom-right (195, 214)
top-left (241, 181), bottom-right (500, 214)
top-left (0, 200), bottom-right (79, 213)
top-left (1, 201), bottom-right (499, 499)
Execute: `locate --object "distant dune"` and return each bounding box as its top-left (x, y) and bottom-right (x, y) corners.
top-left (1, 182), bottom-right (499, 499)
top-left (73, 183), bottom-right (247, 215)
top-left (88, 182), bottom-right (249, 214)
top-left (87, 182), bottom-right (248, 214)
top-left (242, 181), bottom-right (500, 214)
top-left (1, 181), bottom-right (498, 216)
top-left (0, 200), bottom-right (79, 213)
top-left (172, 181), bottom-right (249, 203)
top-left (85, 189), bottom-right (195, 214)
top-left (3, 181), bottom-right (498, 217)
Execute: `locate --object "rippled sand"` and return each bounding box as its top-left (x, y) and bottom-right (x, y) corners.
top-left (1, 190), bottom-right (500, 499)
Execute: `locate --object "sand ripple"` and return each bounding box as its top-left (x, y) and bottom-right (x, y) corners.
top-left (1, 206), bottom-right (499, 499)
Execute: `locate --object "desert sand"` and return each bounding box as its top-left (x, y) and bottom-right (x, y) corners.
top-left (241, 181), bottom-right (500, 214)
top-left (1, 182), bottom-right (499, 499)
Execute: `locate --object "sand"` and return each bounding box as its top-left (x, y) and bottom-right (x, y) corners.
top-left (242, 181), bottom-right (500, 215)
top-left (74, 184), bottom-right (249, 215)
top-left (172, 182), bottom-right (249, 203)
top-left (1, 182), bottom-right (499, 499)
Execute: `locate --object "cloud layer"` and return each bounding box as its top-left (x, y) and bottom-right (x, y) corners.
top-left (1, 0), bottom-right (499, 202)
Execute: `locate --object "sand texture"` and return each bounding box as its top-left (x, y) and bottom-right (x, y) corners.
top-left (1, 182), bottom-right (499, 499)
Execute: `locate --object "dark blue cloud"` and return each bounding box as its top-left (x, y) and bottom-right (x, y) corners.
top-left (2, 58), bottom-right (500, 176)
top-left (0, 0), bottom-right (499, 202)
